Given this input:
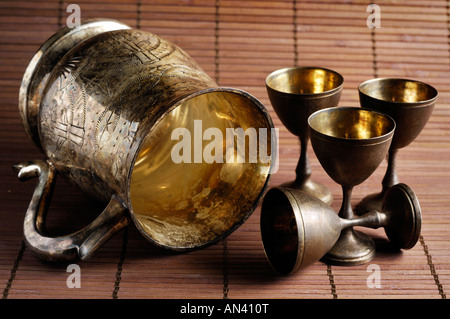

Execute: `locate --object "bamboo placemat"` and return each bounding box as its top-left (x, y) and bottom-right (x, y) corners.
top-left (0, 0), bottom-right (448, 299)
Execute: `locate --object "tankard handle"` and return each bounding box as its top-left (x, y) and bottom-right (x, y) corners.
top-left (13, 160), bottom-right (130, 262)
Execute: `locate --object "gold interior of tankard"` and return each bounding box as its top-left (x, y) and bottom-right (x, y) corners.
top-left (129, 91), bottom-right (273, 249)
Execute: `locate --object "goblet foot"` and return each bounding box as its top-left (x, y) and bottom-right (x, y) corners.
top-left (355, 191), bottom-right (385, 215)
top-left (321, 228), bottom-right (375, 266)
top-left (280, 178), bottom-right (333, 205)
top-left (383, 183), bottom-right (421, 250)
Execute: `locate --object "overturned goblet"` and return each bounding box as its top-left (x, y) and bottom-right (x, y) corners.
top-left (260, 184), bottom-right (421, 275)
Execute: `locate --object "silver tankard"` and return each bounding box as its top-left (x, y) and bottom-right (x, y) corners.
top-left (16, 19), bottom-right (275, 261)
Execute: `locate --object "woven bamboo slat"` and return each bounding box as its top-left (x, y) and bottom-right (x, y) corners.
top-left (0, 0), bottom-right (448, 300)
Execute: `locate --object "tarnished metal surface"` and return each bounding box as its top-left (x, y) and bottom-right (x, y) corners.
top-left (309, 107), bottom-right (395, 265)
top-left (260, 183), bottom-right (421, 275)
top-left (356, 78), bottom-right (437, 213)
top-left (14, 160), bottom-right (129, 262)
top-left (17, 19), bottom-right (274, 261)
top-left (260, 187), bottom-right (341, 275)
top-left (265, 67), bottom-right (344, 205)
top-left (19, 19), bottom-right (131, 149)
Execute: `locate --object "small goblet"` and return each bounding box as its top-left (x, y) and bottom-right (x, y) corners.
top-left (265, 67), bottom-right (344, 205)
top-left (356, 78), bottom-right (437, 213)
top-left (260, 183), bottom-right (421, 275)
top-left (308, 107), bottom-right (396, 265)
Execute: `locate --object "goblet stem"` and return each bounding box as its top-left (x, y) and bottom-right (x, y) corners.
top-left (354, 148), bottom-right (399, 214)
top-left (339, 185), bottom-right (354, 220)
top-left (340, 210), bottom-right (388, 230)
top-left (294, 136), bottom-right (312, 186)
top-left (382, 148), bottom-right (399, 192)
top-left (322, 185), bottom-right (376, 265)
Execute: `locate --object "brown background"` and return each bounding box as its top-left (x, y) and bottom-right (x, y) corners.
top-left (0, 0), bottom-right (449, 299)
